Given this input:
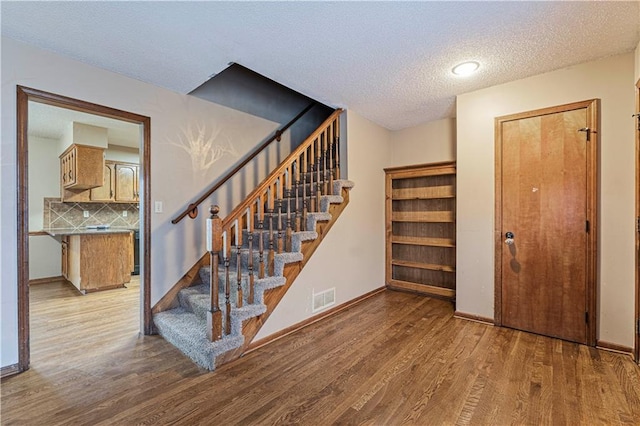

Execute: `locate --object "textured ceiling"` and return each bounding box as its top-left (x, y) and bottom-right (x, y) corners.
top-left (3, 1), bottom-right (639, 130)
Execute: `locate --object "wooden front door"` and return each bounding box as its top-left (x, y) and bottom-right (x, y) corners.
top-left (495, 100), bottom-right (598, 345)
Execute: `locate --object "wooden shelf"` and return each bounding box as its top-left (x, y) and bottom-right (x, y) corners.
top-left (392, 211), bottom-right (454, 223)
top-left (387, 279), bottom-right (455, 298)
top-left (391, 236), bottom-right (455, 248)
top-left (392, 185), bottom-right (455, 200)
top-left (385, 161), bottom-right (456, 300)
top-left (391, 259), bottom-right (455, 272)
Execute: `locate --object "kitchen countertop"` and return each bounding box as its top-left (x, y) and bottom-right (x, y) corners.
top-left (43, 227), bottom-right (137, 237)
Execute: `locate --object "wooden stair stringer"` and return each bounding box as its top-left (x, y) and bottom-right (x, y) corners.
top-left (215, 189), bottom-right (351, 366)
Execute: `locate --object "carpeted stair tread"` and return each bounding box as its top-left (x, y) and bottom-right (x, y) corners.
top-left (274, 251), bottom-right (304, 276)
top-left (333, 180), bottom-right (355, 197)
top-left (229, 304), bottom-right (268, 336)
top-left (178, 283), bottom-right (210, 320)
top-left (153, 307), bottom-right (244, 370)
top-left (291, 230), bottom-right (318, 252)
top-left (320, 194), bottom-right (344, 212)
top-left (306, 212), bottom-right (331, 231)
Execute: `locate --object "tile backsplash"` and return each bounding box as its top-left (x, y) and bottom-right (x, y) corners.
top-left (44, 198), bottom-right (139, 230)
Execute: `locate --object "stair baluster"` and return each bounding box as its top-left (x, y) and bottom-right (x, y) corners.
top-left (267, 185), bottom-right (275, 276)
top-left (322, 130), bottom-right (329, 196)
top-left (223, 230), bottom-right (231, 335)
top-left (301, 149), bottom-right (308, 231)
top-left (315, 137), bottom-right (322, 208)
top-left (335, 117), bottom-right (341, 180)
top-left (327, 122), bottom-right (334, 196)
top-left (293, 160), bottom-right (301, 232)
top-left (276, 177), bottom-right (283, 254)
top-left (234, 219), bottom-right (243, 308)
top-left (246, 206), bottom-right (254, 304)
top-left (257, 195), bottom-right (265, 279)
top-left (207, 206), bottom-right (223, 341)
top-left (308, 145), bottom-right (315, 214)
top-left (284, 167), bottom-right (293, 252)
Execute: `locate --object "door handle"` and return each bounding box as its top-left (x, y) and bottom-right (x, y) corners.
top-left (505, 231), bottom-right (514, 245)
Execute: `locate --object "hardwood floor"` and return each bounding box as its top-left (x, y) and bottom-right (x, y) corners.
top-left (2, 282), bottom-right (640, 425)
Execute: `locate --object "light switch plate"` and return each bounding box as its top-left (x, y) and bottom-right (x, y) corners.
top-left (154, 201), bottom-right (163, 213)
top-left (83, 211), bottom-right (89, 218)
top-left (122, 210), bottom-right (128, 217)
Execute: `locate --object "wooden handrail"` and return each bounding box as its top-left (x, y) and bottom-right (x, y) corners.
top-left (171, 102), bottom-right (317, 224)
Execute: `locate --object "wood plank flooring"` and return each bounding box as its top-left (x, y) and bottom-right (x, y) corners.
top-left (2, 280), bottom-right (640, 425)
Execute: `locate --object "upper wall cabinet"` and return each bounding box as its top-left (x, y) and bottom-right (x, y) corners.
top-left (115, 163), bottom-right (139, 202)
top-left (62, 160), bottom-right (139, 203)
top-left (60, 144), bottom-right (104, 190)
top-left (89, 162), bottom-right (116, 202)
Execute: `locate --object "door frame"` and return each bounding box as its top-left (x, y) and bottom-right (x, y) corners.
top-left (494, 99), bottom-right (599, 346)
top-left (635, 79), bottom-right (640, 363)
top-left (16, 86), bottom-right (152, 373)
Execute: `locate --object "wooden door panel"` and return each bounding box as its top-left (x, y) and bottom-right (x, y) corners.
top-left (500, 107), bottom-right (588, 344)
top-left (115, 165), bottom-right (136, 201)
top-left (90, 163), bottom-right (114, 202)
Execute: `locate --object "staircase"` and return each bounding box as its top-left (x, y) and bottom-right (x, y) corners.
top-left (153, 110), bottom-right (354, 370)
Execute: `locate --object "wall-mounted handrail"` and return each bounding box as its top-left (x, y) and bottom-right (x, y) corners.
top-left (171, 102), bottom-right (316, 224)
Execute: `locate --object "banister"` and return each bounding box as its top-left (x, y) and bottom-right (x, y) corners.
top-left (221, 108), bottom-right (343, 229)
top-left (171, 102), bottom-right (317, 224)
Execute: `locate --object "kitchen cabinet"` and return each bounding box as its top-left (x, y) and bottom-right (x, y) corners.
top-left (65, 231), bottom-right (133, 293)
top-left (61, 187), bottom-right (90, 203)
top-left (61, 160), bottom-right (139, 203)
top-left (90, 161), bottom-right (116, 202)
top-left (115, 163), bottom-right (139, 202)
top-left (60, 144), bottom-right (104, 190)
top-left (385, 162), bottom-right (456, 301)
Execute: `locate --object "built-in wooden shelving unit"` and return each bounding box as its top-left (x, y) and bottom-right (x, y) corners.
top-left (385, 161), bottom-right (456, 300)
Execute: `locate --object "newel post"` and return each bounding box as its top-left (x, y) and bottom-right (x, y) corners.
top-left (207, 205), bottom-right (223, 341)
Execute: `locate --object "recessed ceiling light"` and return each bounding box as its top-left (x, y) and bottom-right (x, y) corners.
top-left (452, 61), bottom-right (480, 76)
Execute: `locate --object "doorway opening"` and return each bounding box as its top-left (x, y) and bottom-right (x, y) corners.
top-left (16, 86), bottom-right (151, 372)
top-left (494, 99), bottom-right (599, 346)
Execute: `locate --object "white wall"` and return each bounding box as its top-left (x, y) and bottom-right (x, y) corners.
top-left (456, 53), bottom-right (636, 347)
top-left (27, 135), bottom-right (61, 280)
top-left (1, 37), bottom-right (285, 368)
top-left (390, 118), bottom-right (456, 167)
top-left (28, 237), bottom-right (61, 281)
top-left (69, 122), bottom-right (108, 151)
top-left (255, 110), bottom-right (391, 339)
top-left (28, 136), bottom-right (59, 230)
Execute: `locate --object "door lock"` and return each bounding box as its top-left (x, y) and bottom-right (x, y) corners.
top-left (505, 232), bottom-right (515, 245)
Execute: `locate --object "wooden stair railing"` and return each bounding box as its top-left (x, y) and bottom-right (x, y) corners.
top-left (206, 108), bottom-right (342, 341)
